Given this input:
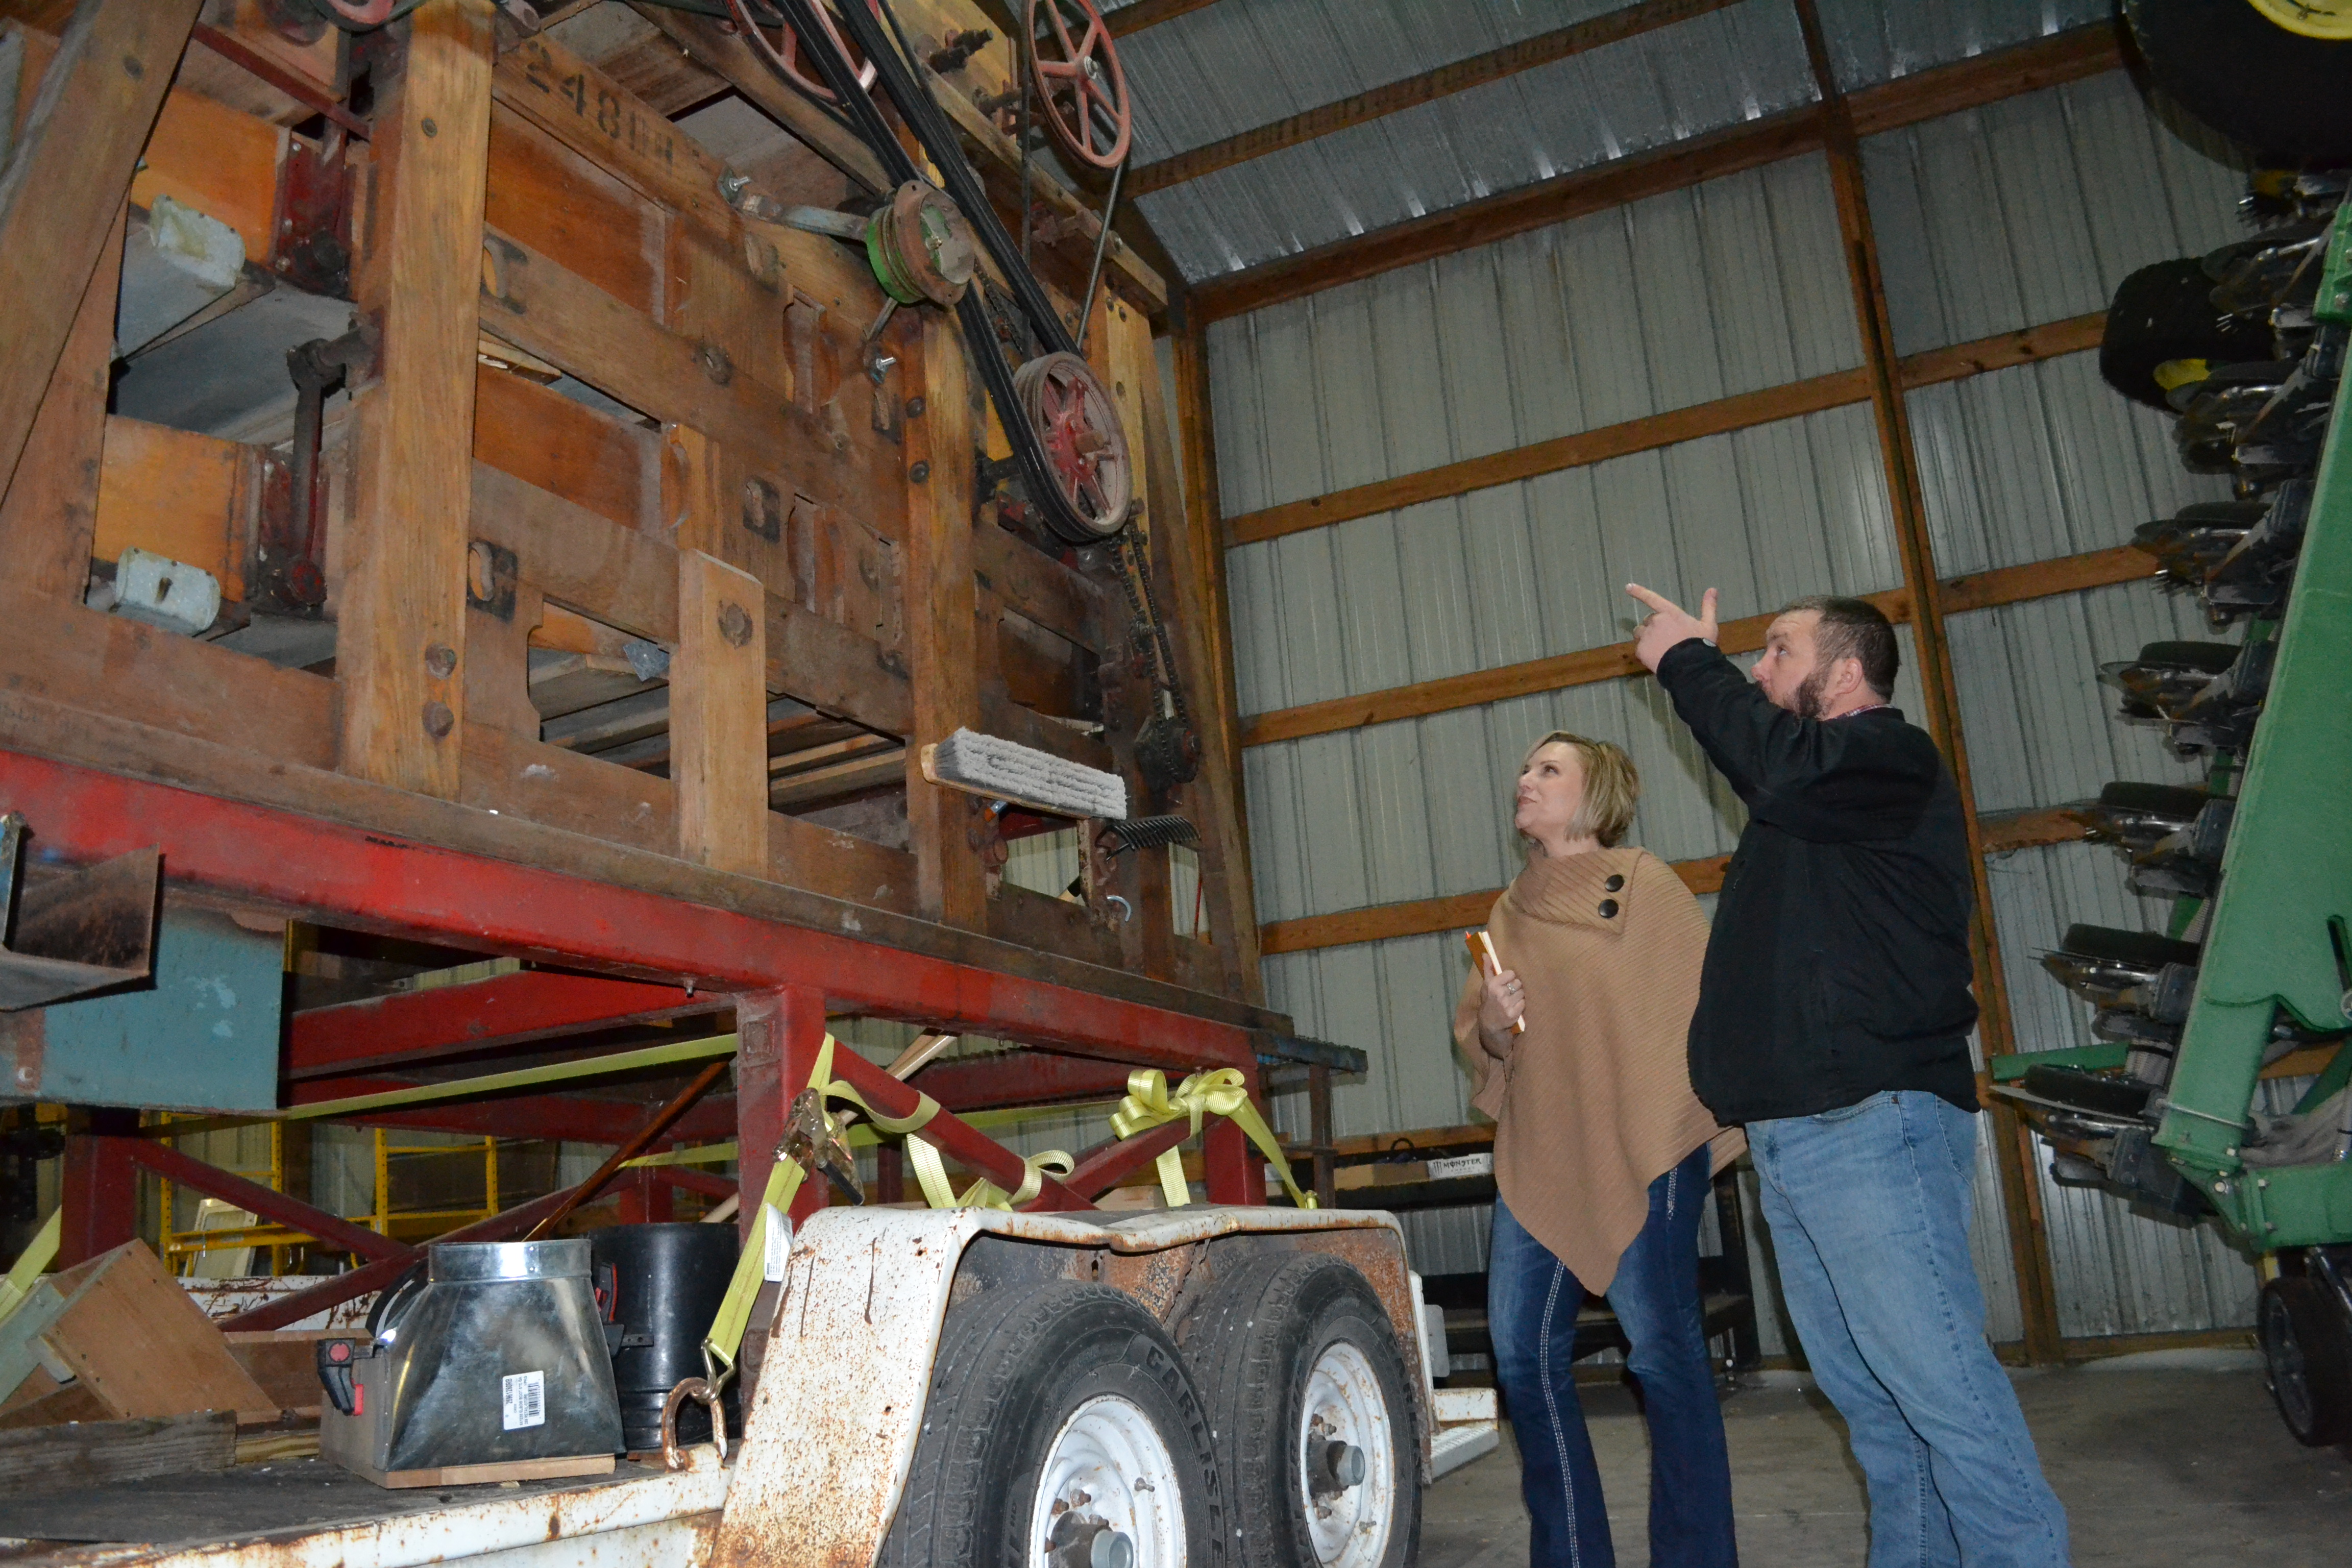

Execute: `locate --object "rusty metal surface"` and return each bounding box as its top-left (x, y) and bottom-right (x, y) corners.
top-left (23, 1448), bottom-right (728, 1568)
top-left (0, 844), bottom-right (161, 1011)
top-left (182, 1279), bottom-right (377, 1331)
top-left (712, 1203), bottom-right (1428, 1568)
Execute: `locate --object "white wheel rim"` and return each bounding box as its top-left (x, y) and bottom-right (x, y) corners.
top-left (1297, 1339), bottom-right (1397, 1568)
top-left (1027, 1394), bottom-right (1185, 1568)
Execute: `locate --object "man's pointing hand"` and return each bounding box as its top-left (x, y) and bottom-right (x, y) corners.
top-left (1626, 583), bottom-right (1719, 673)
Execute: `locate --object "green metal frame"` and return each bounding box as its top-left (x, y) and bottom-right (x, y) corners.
top-left (1996, 201), bottom-right (2352, 1250)
top-left (2152, 198), bottom-right (2352, 1247)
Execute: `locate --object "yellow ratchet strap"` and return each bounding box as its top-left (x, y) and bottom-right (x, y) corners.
top-left (1108, 1068), bottom-right (1316, 1210)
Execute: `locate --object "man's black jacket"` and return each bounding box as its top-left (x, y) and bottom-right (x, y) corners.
top-left (1656, 638), bottom-right (1979, 1123)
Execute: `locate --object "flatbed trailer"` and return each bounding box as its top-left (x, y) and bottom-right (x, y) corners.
top-left (0, 3), bottom-right (1494, 1561)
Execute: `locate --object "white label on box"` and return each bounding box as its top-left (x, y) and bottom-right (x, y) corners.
top-left (1425, 1153), bottom-right (1493, 1182)
top-left (763, 1204), bottom-right (792, 1283)
top-left (501, 1369), bottom-right (545, 1431)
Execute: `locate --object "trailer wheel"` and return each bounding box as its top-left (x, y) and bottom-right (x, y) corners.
top-left (880, 1279), bottom-right (1225, 1568)
top-left (2259, 1275), bottom-right (2352, 1447)
top-left (1180, 1253), bottom-right (1420, 1568)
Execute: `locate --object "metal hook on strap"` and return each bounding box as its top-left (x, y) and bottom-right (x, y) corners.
top-left (660, 1377), bottom-right (728, 1471)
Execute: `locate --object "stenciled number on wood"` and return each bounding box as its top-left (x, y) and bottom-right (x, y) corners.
top-left (517, 41), bottom-right (675, 168)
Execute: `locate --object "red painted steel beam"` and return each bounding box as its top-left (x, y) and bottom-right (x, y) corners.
top-left (312, 1082), bottom-right (741, 1145)
top-left (58, 1111), bottom-right (139, 1268)
top-left (828, 1047), bottom-right (1094, 1212)
top-left (650, 1165), bottom-right (736, 1199)
top-left (0, 752), bottom-right (1257, 1072)
top-left (218, 1183), bottom-right (580, 1332)
top-left (914, 1051), bottom-right (1141, 1112)
top-left (124, 1140), bottom-right (408, 1262)
top-left (1063, 1120), bottom-right (1190, 1202)
top-left (287, 970), bottom-right (703, 1081)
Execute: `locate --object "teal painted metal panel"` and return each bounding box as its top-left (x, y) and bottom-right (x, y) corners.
top-left (28, 906), bottom-right (281, 1111)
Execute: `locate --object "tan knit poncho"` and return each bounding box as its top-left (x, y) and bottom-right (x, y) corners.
top-left (1452, 845), bottom-right (1743, 1293)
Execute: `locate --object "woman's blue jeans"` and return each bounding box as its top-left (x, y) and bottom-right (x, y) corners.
top-left (1488, 1146), bottom-right (1737, 1567)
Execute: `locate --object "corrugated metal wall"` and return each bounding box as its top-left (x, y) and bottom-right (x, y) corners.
top-left (1207, 61), bottom-right (2263, 1344)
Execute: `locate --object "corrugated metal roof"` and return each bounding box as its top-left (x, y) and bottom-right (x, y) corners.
top-left (1110, 0), bottom-right (2127, 283)
top-left (1135, 1), bottom-right (1814, 280)
top-left (1864, 71), bottom-right (2253, 355)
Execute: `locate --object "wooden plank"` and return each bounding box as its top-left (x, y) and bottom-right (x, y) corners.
top-left (1900, 312), bottom-right (2107, 389)
top-left (0, 584), bottom-right (335, 767)
top-left (477, 227), bottom-right (899, 535)
top-left (903, 314), bottom-right (986, 928)
top-left (627, 3), bottom-right (889, 191)
top-left (674, 546), bottom-right (769, 876)
top-left (974, 522), bottom-right (1102, 652)
top-left (1227, 312), bottom-right (2108, 549)
top-left (1228, 368), bottom-right (1871, 546)
top-left (0, 0), bottom-right (200, 492)
top-left (1244, 589), bottom-right (1907, 748)
top-left (128, 87), bottom-right (285, 258)
top-left (339, 0), bottom-right (495, 798)
top-left (1189, 22), bottom-right (2127, 327)
top-left (473, 363), bottom-right (659, 535)
top-left (1845, 21), bottom-right (2125, 137)
top-left (770, 596), bottom-right (915, 737)
top-left (1980, 805), bottom-right (2089, 855)
top-left (0, 203), bottom-right (124, 600)
top-left (0, 1410), bottom-right (234, 1490)
top-left (1191, 110), bottom-right (1824, 325)
top-left (1260, 854), bottom-right (1729, 957)
top-left (91, 416), bottom-right (253, 598)
top-left (34, 1241), bottom-right (275, 1423)
top-left (471, 461), bottom-right (677, 641)
top-left (1131, 0), bottom-right (1737, 197)
top-left (484, 104), bottom-right (661, 318)
top-left (1940, 544), bottom-right (2151, 614)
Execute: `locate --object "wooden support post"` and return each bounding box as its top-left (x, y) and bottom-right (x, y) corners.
top-left (674, 547), bottom-right (769, 876)
top-left (1164, 312), bottom-right (1265, 1002)
top-left (339, 0), bottom-right (495, 797)
top-left (0, 0), bottom-right (199, 494)
top-left (0, 203), bottom-right (123, 600)
top-left (1794, 0), bottom-right (2064, 1366)
top-left (58, 1110), bottom-right (139, 1269)
top-left (903, 312), bottom-right (987, 928)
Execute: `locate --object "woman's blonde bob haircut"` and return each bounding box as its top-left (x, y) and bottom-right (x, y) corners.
top-left (1518, 731), bottom-right (1640, 849)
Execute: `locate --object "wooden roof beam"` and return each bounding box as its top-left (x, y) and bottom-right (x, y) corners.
top-left (1131, 0), bottom-right (1739, 197)
top-left (1190, 18), bottom-right (2128, 324)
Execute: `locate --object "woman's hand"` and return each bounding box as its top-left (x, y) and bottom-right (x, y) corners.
top-left (1478, 965), bottom-right (1526, 1043)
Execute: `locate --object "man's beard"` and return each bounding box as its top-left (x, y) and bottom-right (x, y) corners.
top-left (1790, 667), bottom-right (1830, 719)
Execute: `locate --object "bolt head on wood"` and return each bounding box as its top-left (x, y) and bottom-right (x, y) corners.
top-left (718, 602), bottom-right (753, 648)
top-left (422, 701), bottom-right (455, 739)
top-left (424, 644), bottom-right (457, 679)
top-left (909, 461), bottom-right (931, 483)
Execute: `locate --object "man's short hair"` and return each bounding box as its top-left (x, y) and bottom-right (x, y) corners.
top-left (1782, 595), bottom-right (1898, 699)
top-left (1519, 731), bottom-right (1641, 848)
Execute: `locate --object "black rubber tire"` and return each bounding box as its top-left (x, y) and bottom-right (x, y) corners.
top-left (879, 1279), bottom-right (1228, 1568)
top-left (2259, 1275), bottom-right (2352, 1447)
top-left (2126, 0), bottom-right (2352, 163)
top-left (1177, 1252), bottom-right (1422, 1568)
top-left (2100, 259), bottom-right (2275, 410)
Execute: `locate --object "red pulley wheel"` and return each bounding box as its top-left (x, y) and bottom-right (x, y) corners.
top-left (726, 0), bottom-right (881, 105)
top-left (1013, 352), bottom-right (1132, 538)
top-left (1025, 0), bottom-right (1132, 170)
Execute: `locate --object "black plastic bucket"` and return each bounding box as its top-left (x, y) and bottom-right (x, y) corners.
top-left (586, 1222), bottom-right (741, 1452)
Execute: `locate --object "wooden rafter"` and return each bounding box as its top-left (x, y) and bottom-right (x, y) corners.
top-left (1131, 0), bottom-right (1738, 197)
top-left (1239, 541), bottom-right (2152, 751)
top-left (1225, 312), bottom-right (2106, 549)
top-left (1260, 803), bottom-right (2091, 958)
top-left (1189, 20), bottom-right (2127, 325)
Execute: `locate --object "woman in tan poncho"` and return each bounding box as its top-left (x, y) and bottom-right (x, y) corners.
top-left (1453, 731), bottom-right (1742, 1568)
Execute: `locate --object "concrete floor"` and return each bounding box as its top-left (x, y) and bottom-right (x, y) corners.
top-left (1417, 1352), bottom-right (2352, 1566)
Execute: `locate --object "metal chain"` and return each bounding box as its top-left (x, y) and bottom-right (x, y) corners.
top-left (1112, 533), bottom-right (1190, 728)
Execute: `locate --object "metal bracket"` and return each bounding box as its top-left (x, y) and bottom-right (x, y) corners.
top-left (0, 814), bottom-right (162, 1012)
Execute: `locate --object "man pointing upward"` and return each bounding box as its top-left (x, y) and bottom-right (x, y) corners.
top-left (1626, 581), bottom-right (2070, 1568)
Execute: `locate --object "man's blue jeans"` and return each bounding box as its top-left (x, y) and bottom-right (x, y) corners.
top-left (1748, 1091), bottom-right (2069, 1568)
top-left (1488, 1146), bottom-right (1737, 1567)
